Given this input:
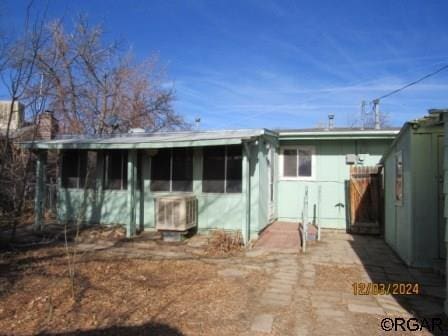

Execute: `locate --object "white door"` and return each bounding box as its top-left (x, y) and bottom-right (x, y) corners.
top-left (267, 146), bottom-right (275, 221)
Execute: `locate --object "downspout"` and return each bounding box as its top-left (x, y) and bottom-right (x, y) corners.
top-left (243, 141), bottom-right (251, 246)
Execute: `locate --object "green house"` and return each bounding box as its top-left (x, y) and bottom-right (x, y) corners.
top-left (277, 129), bottom-right (397, 229)
top-left (27, 127), bottom-right (398, 243)
top-left (382, 110), bottom-right (446, 268)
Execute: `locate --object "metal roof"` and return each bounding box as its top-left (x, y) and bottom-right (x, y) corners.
top-left (20, 126), bottom-right (402, 150)
top-left (21, 128), bottom-right (276, 149)
top-left (277, 127), bottom-right (399, 140)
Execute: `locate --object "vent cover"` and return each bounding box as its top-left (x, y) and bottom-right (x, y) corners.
top-left (155, 195), bottom-right (197, 231)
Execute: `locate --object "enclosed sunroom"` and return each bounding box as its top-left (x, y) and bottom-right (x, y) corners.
top-left (27, 129), bottom-right (278, 244)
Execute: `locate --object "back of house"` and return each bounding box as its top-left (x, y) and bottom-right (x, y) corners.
top-left (26, 125), bottom-right (398, 243)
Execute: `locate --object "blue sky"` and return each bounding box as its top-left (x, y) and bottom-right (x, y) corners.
top-left (2, 0), bottom-right (448, 129)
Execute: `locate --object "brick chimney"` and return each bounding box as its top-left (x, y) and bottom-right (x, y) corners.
top-left (37, 111), bottom-right (58, 140)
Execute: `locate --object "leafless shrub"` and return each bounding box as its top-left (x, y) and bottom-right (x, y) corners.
top-left (206, 230), bottom-right (243, 256)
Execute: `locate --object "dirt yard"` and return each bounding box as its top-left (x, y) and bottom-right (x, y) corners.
top-left (1, 225), bottom-right (447, 336)
top-left (0, 227), bottom-right (269, 336)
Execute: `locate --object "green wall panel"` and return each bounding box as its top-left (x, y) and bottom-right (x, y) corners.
top-left (277, 139), bottom-right (392, 229)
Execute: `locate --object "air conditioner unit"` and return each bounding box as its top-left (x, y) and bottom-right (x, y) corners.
top-left (155, 194), bottom-right (197, 231)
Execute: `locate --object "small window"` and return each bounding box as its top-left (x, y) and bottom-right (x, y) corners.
top-left (104, 150), bottom-right (128, 190)
top-left (150, 148), bottom-right (193, 192)
top-left (61, 150), bottom-right (97, 189)
top-left (203, 145), bottom-right (242, 193)
top-left (395, 151), bottom-right (403, 204)
top-left (283, 149), bottom-right (297, 177)
top-left (281, 146), bottom-right (315, 179)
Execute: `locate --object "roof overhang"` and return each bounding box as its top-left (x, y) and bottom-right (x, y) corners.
top-left (20, 129), bottom-right (277, 150)
top-left (278, 130), bottom-right (399, 141)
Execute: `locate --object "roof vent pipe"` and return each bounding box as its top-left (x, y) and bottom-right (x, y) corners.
top-left (128, 128), bottom-right (146, 134)
top-left (195, 117), bottom-right (201, 131)
top-left (328, 113), bottom-right (335, 130)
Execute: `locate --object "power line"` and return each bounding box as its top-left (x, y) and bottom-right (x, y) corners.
top-left (373, 63), bottom-right (448, 102)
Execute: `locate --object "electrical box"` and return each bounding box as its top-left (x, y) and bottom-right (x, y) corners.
top-left (346, 154), bottom-right (357, 164)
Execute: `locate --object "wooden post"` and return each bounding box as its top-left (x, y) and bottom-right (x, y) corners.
top-left (34, 150), bottom-right (47, 231)
top-left (127, 149), bottom-right (137, 237)
top-left (242, 142), bottom-right (251, 245)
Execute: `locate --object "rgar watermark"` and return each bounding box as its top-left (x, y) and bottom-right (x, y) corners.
top-left (380, 317), bottom-right (443, 332)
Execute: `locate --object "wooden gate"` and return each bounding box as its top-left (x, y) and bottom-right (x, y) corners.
top-left (349, 166), bottom-right (382, 234)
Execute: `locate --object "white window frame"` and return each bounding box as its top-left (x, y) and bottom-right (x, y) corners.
top-left (279, 146), bottom-right (316, 181)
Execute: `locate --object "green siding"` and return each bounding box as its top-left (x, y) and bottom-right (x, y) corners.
top-left (277, 139), bottom-right (392, 229)
top-left (256, 136), bottom-right (279, 236)
top-left (412, 132), bottom-right (440, 265)
top-left (384, 130), bottom-right (412, 264)
top-left (58, 189), bottom-right (129, 225)
top-left (384, 125), bottom-right (444, 267)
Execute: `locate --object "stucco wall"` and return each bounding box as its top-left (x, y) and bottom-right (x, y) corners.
top-left (277, 139), bottom-right (393, 229)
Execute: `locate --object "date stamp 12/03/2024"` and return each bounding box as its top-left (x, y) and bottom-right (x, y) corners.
top-left (352, 282), bottom-right (420, 295)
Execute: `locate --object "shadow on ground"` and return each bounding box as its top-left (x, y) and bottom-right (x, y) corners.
top-left (349, 233), bottom-right (447, 335)
top-left (37, 322), bottom-right (184, 336)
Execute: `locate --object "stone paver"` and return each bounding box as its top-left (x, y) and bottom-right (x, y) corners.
top-left (218, 268), bottom-right (247, 278)
top-left (347, 303), bottom-right (384, 315)
top-left (251, 314), bottom-right (274, 333)
top-left (248, 225), bottom-right (446, 335)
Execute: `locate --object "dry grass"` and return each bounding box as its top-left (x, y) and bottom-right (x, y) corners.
top-left (0, 243), bottom-right (263, 336)
top-left (206, 230), bottom-right (243, 256)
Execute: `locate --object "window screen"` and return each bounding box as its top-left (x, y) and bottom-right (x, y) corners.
top-left (202, 146), bottom-right (242, 193)
top-left (150, 149), bottom-right (171, 192)
top-left (62, 150), bottom-right (97, 189)
top-left (79, 151), bottom-right (97, 189)
top-left (150, 148), bottom-right (193, 192)
top-left (226, 145), bottom-right (242, 193)
top-left (104, 150), bottom-right (127, 190)
top-left (172, 148), bottom-right (193, 192)
top-left (283, 149), bottom-right (298, 177)
top-left (61, 151), bottom-right (80, 188)
top-left (203, 146), bottom-right (226, 193)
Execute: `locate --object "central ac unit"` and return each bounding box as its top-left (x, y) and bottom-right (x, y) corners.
top-left (155, 194), bottom-right (197, 231)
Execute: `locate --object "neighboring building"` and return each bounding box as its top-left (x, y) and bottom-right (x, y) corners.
top-left (382, 110), bottom-right (446, 268)
top-left (25, 126), bottom-right (398, 243)
top-left (0, 101), bottom-right (24, 130)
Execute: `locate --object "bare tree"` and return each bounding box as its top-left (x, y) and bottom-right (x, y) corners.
top-left (37, 16), bottom-right (187, 135)
top-left (0, 2), bottom-right (49, 239)
top-left (1, 2), bottom-right (46, 147)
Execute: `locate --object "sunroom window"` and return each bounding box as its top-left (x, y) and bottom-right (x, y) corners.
top-left (281, 146), bottom-right (314, 179)
top-left (61, 150), bottom-right (97, 189)
top-left (104, 150), bottom-right (128, 190)
top-left (202, 145), bottom-right (242, 193)
top-left (150, 148), bottom-right (193, 192)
